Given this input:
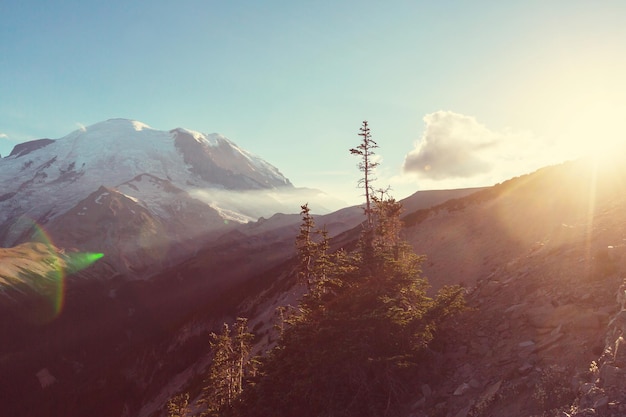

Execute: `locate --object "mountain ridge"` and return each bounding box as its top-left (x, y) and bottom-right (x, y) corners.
top-left (0, 118), bottom-right (300, 276)
top-left (0, 119), bottom-right (292, 230)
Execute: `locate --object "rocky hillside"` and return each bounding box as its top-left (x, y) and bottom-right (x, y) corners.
top-left (409, 188), bottom-right (626, 417)
top-left (3, 149), bottom-right (626, 417)
top-left (392, 158), bottom-right (626, 416)
top-left (0, 171), bottom-right (477, 417)
top-left (225, 157), bottom-right (626, 417)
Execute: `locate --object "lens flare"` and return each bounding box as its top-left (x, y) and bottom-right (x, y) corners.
top-left (17, 218), bottom-right (104, 323)
top-left (67, 252), bottom-right (105, 272)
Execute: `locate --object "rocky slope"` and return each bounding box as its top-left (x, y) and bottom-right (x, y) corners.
top-left (408, 190), bottom-right (626, 417)
top-left (211, 157), bottom-right (626, 417)
top-left (397, 158), bottom-right (626, 417)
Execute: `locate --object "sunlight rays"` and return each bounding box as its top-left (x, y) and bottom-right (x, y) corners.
top-left (584, 158), bottom-right (599, 279)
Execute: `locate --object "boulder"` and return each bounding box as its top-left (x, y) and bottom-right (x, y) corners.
top-left (598, 364), bottom-right (624, 388)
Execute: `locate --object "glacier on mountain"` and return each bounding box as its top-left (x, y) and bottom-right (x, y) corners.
top-left (0, 118), bottom-right (293, 238)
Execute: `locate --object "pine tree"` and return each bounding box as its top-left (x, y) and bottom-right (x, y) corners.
top-left (295, 203), bottom-right (333, 302)
top-left (202, 323), bottom-right (233, 415)
top-left (295, 204), bottom-right (317, 290)
top-left (237, 197), bottom-right (463, 417)
top-left (234, 125), bottom-right (465, 417)
top-left (350, 120), bottom-right (379, 230)
top-left (201, 319), bottom-right (254, 416)
top-left (350, 121), bottom-right (380, 265)
top-left (167, 393), bottom-right (189, 417)
top-left (232, 318), bottom-right (254, 396)
top-left (372, 189), bottom-right (403, 261)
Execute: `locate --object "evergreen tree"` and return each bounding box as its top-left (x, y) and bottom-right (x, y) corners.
top-left (201, 319), bottom-right (254, 417)
top-left (236, 197), bottom-right (464, 417)
top-left (233, 125), bottom-right (465, 417)
top-left (295, 203), bottom-right (334, 303)
top-left (350, 121), bottom-right (381, 265)
top-left (232, 318), bottom-right (254, 397)
top-left (167, 393), bottom-right (189, 417)
top-left (202, 323), bottom-right (234, 415)
top-left (372, 188), bottom-right (403, 261)
top-left (350, 120), bottom-right (379, 230)
top-left (295, 203), bottom-right (317, 290)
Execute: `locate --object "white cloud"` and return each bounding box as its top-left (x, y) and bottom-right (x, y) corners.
top-left (402, 111), bottom-right (563, 188)
top-left (190, 187), bottom-right (348, 220)
top-left (404, 111), bottom-right (501, 179)
top-left (0, 133), bottom-right (14, 157)
top-left (76, 122), bottom-right (87, 132)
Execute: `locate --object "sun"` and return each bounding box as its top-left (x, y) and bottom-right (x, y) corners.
top-left (556, 100), bottom-right (626, 167)
top-left (570, 134), bottom-right (624, 168)
top-left (588, 140), bottom-right (624, 167)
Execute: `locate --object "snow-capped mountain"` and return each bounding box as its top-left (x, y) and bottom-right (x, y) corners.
top-left (0, 118), bottom-right (299, 276)
top-left (0, 119), bottom-right (292, 246)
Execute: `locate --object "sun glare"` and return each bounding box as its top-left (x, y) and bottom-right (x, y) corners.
top-left (578, 136), bottom-right (624, 168)
top-left (557, 100), bottom-right (626, 167)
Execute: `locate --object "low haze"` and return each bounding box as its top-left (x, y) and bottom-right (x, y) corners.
top-left (2, 1), bottom-right (625, 206)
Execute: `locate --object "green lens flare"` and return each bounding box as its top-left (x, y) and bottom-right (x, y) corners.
top-left (50, 252), bottom-right (104, 320)
top-left (68, 252), bottom-right (105, 271)
top-left (14, 218), bottom-right (106, 323)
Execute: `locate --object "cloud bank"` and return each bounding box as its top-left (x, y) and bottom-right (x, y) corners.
top-left (402, 111), bottom-right (562, 187)
top-left (190, 186), bottom-right (349, 221)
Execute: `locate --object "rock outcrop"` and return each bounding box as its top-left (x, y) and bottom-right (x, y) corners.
top-left (569, 280), bottom-right (626, 416)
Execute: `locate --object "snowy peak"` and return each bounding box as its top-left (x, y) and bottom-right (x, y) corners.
top-left (8, 138), bottom-right (54, 158)
top-left (80, 118), bottom-right (154, 133)
top-left (170, 127), bottom-right (220, 146)
top-left (61, 119), bottom-right (292, 190)
top-left (0, 119), bottom-right (293, 230)
top-left (172, 128), bottom-right (292, 189)
top-left (0, 118), bottom-right (302, 276)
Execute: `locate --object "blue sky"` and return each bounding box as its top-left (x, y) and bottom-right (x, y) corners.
top-left (2, 1), bottom-right (626, 205)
